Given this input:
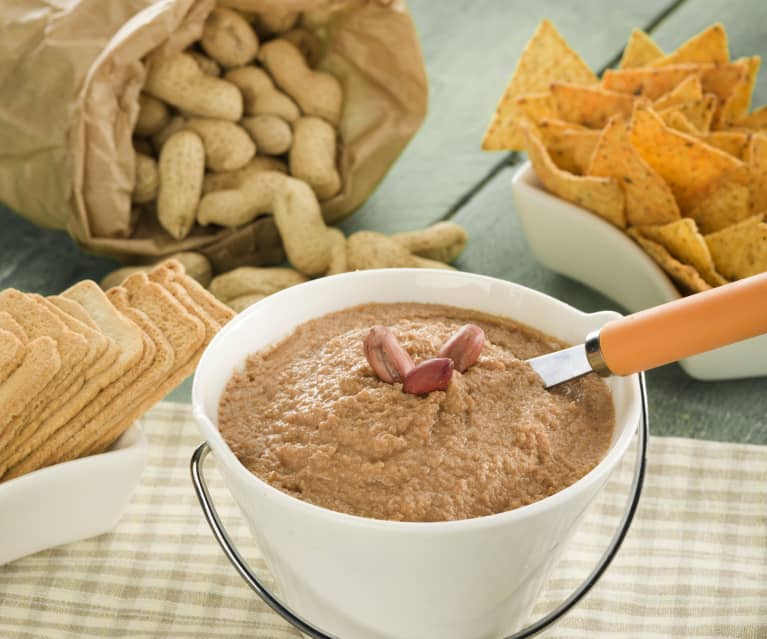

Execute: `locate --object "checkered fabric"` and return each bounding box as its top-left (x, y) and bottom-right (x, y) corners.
top-left (1, 402), bottom-right (764, 638)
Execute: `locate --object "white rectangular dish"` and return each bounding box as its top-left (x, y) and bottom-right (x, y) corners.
top-left (0, 424), bottom-right (147, 565)
top-left (511, 161), bottom-right (767, 381)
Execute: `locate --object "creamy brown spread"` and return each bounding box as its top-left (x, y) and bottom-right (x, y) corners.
top-left (218, 303), bottom-right (615, 522)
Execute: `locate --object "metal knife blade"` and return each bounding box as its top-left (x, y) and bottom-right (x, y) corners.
top-left (527, 344), bottom-right (594, 389)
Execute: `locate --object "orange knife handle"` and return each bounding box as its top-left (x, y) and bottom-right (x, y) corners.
top-left (598, 273), bottom-right (767, 376)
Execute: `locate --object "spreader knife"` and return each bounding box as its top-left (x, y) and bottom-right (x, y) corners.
top-left (528, 272), bottom-right (767, 388)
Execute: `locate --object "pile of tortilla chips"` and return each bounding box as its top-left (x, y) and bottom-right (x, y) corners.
top-left (483, 20), bottom-right (767, 294)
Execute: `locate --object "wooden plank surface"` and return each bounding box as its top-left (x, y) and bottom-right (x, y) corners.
top-left (452, 168), bottom-right (767, 444)
top-left (0, 207), bottom-right (117, 295)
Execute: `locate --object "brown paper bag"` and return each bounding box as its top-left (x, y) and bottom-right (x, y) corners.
top-left (0, 0), bottom-right (427, 268)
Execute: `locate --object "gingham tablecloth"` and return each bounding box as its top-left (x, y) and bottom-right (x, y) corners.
top-left (1, 402), bottom-right (765, 638)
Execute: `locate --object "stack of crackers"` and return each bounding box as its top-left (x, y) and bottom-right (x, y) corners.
top-left (0, 260), bottom-right (234, 482)
top-left (483, 21), bottom-right (766, 294)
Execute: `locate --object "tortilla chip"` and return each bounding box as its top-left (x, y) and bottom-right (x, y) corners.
top-left (717, 56), bottom-right (762, 127)
top-left (587, 116), bottom-right (680, 226)
top-left (661, 108), bottom-right (700, 134)
top-left (602, 63), bottom-right (744, 102)
top-left (650, 23), bottom-right (729, 67)
top-left (635, 218), bottom-right (726, 286)
top-left (537, 118), bottom-right (587, 135)
top-left (630, 105), bottom-right (747, 214)
top-left (680, 94), bottom-right (718, 132)
top-left (704, 214), bottom-right (767, 279)
top-left (619, 29), bottom-right (664, 69)
top-left (659, 95), bottom-right (720, 135)
top-left (482, 92), bottom-right (561, 154)
top-left (538, 118), bottom-right (593, 173)
top-left (628, 229), bottom-right (711, 293)
top-left (521, 121), bottom-right (626, 228)
top-left (514, 92), bottom-right (558, 123)
top-left (700, 131), bottom-right (752, 159)
top-left (482, 20), bottom-right (597, 150)
top-left (549, 82), bottom-right (635, 129)
top-left (689, 175), bottom-right (752, 233)
top-left (653, 75), bottom-right (703, 110)
top-left (748, 133), bottom-right (767, 214)
top-left (734, 104), bottom-right (767, 130)
top-left (570, 129), bottom-right (602, 175)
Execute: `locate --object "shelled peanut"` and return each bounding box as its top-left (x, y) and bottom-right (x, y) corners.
top-left (100, 252), bottom-right (213, 290)
top-left (102, 220), bottom-right (470, 314)
top-left (203, 222), bottom-right (468, 313)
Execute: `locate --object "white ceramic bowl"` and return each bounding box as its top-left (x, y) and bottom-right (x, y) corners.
top-left (0, 424), bottom-right (147, 565)
top-left (192, 269), bottom-right (641, 639)
top-left (511, 161), bottom-right (767, 381)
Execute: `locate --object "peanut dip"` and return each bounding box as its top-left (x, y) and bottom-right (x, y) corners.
top-left (218, 303), bottom-right (615, 522)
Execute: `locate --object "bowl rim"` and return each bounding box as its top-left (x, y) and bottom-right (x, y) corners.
top-left (511, 160), bottom-right (682, 305)
top-left (0, 423), bottom-right (146, 494)
top-left (193, 269), bottom-right (642, 533)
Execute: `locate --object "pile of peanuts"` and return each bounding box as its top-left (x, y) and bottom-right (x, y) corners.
top-left (119, 4), bottom-right (469, 312)
top-left (102, 222), bottom-right (469, 312)
top-left (132, 6), bottom-right (340, 247)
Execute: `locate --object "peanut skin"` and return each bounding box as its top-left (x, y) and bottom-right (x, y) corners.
top-left (100, 266), bottom-right (147, 290)
top-left (167, 252), bottom-right (213, 287)
top-left (209, 266), bottom-right (307, 302)
top-left (157, 130), bottom-right (205, 240)
top-left (325, 227), bottom-right (347, 275)
top-left (391, 222), bottom-right (469, 264)
top-left (198, 170), bottom-right (286, 226)
top-left (258, 39), bottom-right (343, 125)
top-left (363, 326), bottom-right (414, 383)
top-left (301, 9), bottom-right (334, 30)
top-left (403, 358), bottom-right (454, 395)
top-left (225, 67), bottom-right (301, 122)
top-left (198, 173), bottom-right (333, 276)
top-left (227, 293), bottom-right (267, 313)
top-left (132, 153), bottom-right (158, 204)
top-left (225, 66), bottom-right (272, 99)
top-left (185, 118), bottom-right (255, 171)
top-left (242, 115), bottom-right (292, 155)
top-left (272, 177), bottom-right (331, 276)
top-left (255, 11), bottom-right (300, 36)
top-left (201, 8), bottom-right (259, 69)
top-left (187, 50), bottom-right (221, 76)
top-left (346, 231), bottom-right (454, 271)
top-left (437, 324), bottom-right (485, 372)
top-left (135, 94), bottom-right (169, 136)
top-left (144, 53), bottom-right (243, 121)
top-left (251, 89), bottom-right (302, 124)
top-left (99, 252), bottom-right (212, 290)
top-left (151, 115), bottom-right (186, 154)
top-left (290, 116), bottom-right (341, 200)
top-left (203, 156), bottom-right (287, 194)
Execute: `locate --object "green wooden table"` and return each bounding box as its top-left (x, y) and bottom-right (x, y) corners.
top-left (1, 0), bottom-right (764, 443)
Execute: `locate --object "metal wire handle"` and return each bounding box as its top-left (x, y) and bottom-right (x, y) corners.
top-left (191, 374), bottom-right (649, 639)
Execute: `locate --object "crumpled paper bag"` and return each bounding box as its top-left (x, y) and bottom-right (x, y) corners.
top-left (0, 0), bottom-right (427, 268)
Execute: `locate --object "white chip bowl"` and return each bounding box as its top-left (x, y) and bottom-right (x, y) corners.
top-left (0, 424), bottom-right (147, 565)
top-left (511, 161), bottom-right (767, 381)
top-left (192, 269), bottom-right (642, 639)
